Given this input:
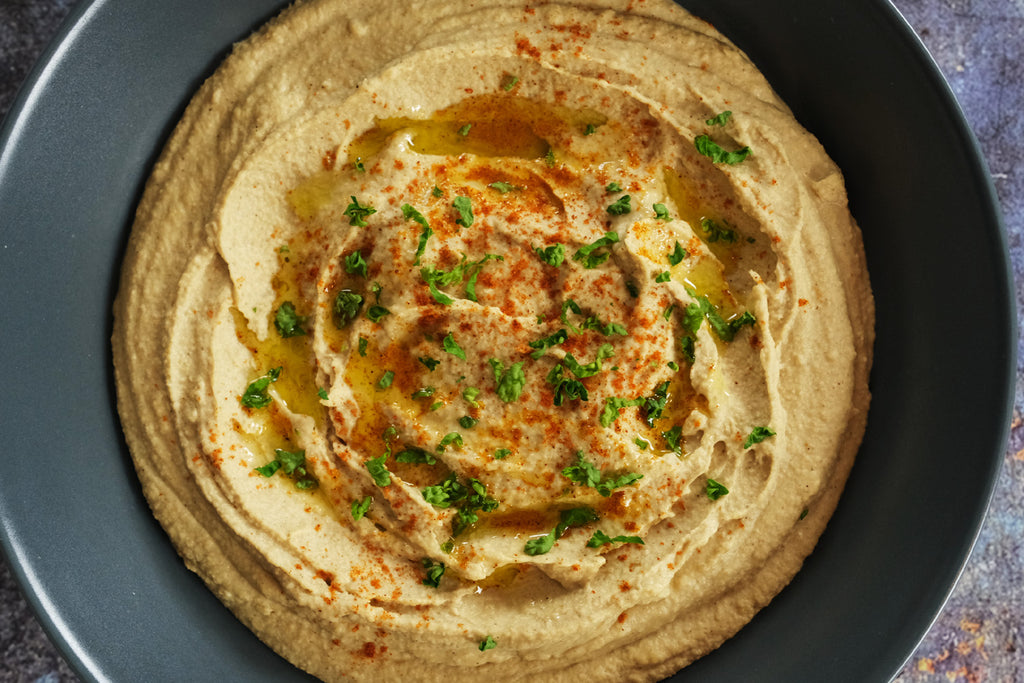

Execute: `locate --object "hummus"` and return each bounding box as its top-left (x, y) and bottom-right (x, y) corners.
top-left (112, 0), bottom-right (873, 681)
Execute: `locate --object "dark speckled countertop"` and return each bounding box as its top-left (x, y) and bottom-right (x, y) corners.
top-left (1, 1), bottom-right (1021, 681)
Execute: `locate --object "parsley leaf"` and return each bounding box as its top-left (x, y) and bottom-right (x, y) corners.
top-left (436, 432), bottom-right (463, 453)
top-left (462, 386), bottom-right (481, 406)
top-left (706, 110), bottom-right (733, 126)
top-left (358, 337), bottom-right (368, 356)
top-left (422, 558), bottom-right (446, 587)
top-left (655, 271), bottom-right (671, 283)
top-left (333, 290), bottom-right (364, 327)
top-left (573, 231), bottom-right (620, 269)
top-left (683, 295), bottom-right (756, 342)
top-left (365, 452), bottom-right (391, 487)
top-left (488, 181), bottom-right (517, 193)
top-left (488, 359), bottom-right (526, 403)
top-left (443, 332), bottom-right (466, 360)
top-left (653, 203), bottom-right (673, 221)
top-left (366, 305), bottom-right (390, 322)
top-left (422, 474), bottom-right (499, 536)
top-left (343, 196), bottom-right (376, 226)
top-left (351, 496), bottom-right (372, 521)
top-left (274, 302), bottom-right (307, 338)
top-left (410, 386), bottom-right (436, 400)
top-left (694, 135), bottom-right (752, 165)
top-left (501, 73), bottom-right (519, 91)
top-left (586, 530), bottom-right (644, 548)
top-left (605, 181), bottom-right (623, 193)
top-left (743, 426), bottom-right (776, 448)
top-left (662, 425), bottom-right (683, 454)
top-left (524, 507), bottom-right (599, 556)
top-left (452, 196), bottom-right (473, 227)
top-left (534, 243), bottom-right (566, 267)
top-left (606, 195), bottom-right (632, 216)
top-left (700, 217), bottom-right (738, 243)
top-left (240, 367), bottom-right (281, 409)
top-left (376, 370), bottom-right (395, 390)
top-left (493, 448), bottom-right (512, 459)
top-left (562, 451), bottom-right (643, 496)
top-left (668, 241), bottom-right (688, 265)
top-left (600, 396), bottom-right (644, 427)
top-left (395, 446), bottom-right (437, 465)
top-left (459, 415), bottom-right (479, 429)
top-left (402, 204), bottom-right (433, 266)
top-left (419, 356), bottom-right (441, 371)
top-left (344, 250), bottom-right (368, 277)
top-left (255, 448), bottom-right (317, 489)
top-left (479, 635), bottom-right (497, 651)
top-left (457, 123), bottom-right (472, 136)
top-left (641, 380), bottom-right (670, 427)
top-left (706, 478), bottom-right (729, 500)
top-left (528, 328), bottom-right (568, 359)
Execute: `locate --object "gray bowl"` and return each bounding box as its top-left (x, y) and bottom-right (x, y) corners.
top-left (0, 1), bottom-right (1012, 681)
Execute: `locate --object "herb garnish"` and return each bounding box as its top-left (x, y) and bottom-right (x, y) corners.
top-left (524, 507), bottom-right (599, 556)
top-left (488, 358), bottom-right (526, 403)
top-left (700, 217), bottom-right (738, 243)
top-left (653, 203), bottom-right (673, 221)
top-left (351, 496), bottom-right (372, 520)
top-left (586, 530), bottom-right (644, 548)
top-left (479, 635), bottom-right (497, 651)
top-left (600, 396), bottom-right (644, 427)
top-left (442, 332), bottom-right (466, 360)
top-left (606, 195), bottom-right (632, 216)
top-left (668, 241), bottom-right (688, 265)
top-left (343, 196), bottom-right (377, 226)
top-left (366, 305), bottom-right (390, 323)
top-left (419, 356), bottom-right (441, 371)
top-left (561, 451), bottom-right (643, 496)
top-left (452, 196), bottom-right (474, 227)
top-left (421, 474), bottom-right (499, 536)
top-left (694, 134), bottom-right (752, 165)
top-left (706, 110), bottom-right (733, 126)
top-left (365, 452), bottom-right (391, 487)
top-left (662, 425), bottom-right (683, 454)
top-left (436, 432), bottom-right (463, 453)
top-left (333, 290), bottom-right (364, 327)
top-left (344, 250), bottom-right (368, 277)
top-left (402, 204), bottom-right (433, 266)
top-left (421, 558), bottom-right (446, 587)
top-left (376, 370), bottom-right (395, 390)
top-left (683, 294), bottom-right (756, 342)
top-left (573, 231), bottom-right (619, 269)
top-left (240, 367), bottom-right (281, 409)
top-left (274, 301), bottom-right (307, 338)
top-left (743, 426), bottom-right (776, 448)
top-left (528, 328), bottom-right (568, 359)
top-left (255, 448), bottom-right (318, 490)
top-left (641, 380), bottom-right (670, 427)
top-left (534, 243), bottom-right (566, 266)
top-left (706, 478), bottom-right (729, 500)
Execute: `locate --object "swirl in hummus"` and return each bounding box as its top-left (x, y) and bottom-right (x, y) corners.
top-left (112, 0), bottom-right (873, 681)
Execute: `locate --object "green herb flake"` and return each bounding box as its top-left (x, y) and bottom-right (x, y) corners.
top-left (274, 301), bottom-right (307, 338)
top-left (534, 243), bottom-right (566, 267)
top-left (402, 204), bottom-right (433, 266)
top-left (366, 305), bottom-right (390, 323)
top-left (358, 336), bottom-right (369, 357)
top-left (395, 446), bottom-right (437, 466)
top-left (488, 358), bottom-right (526, 403)
top-left (524, 507), bottom-right (599, 556)
top-left (586, 530), bottom-right (644, 548)
top-left (662, 425), bottom-right (683, 454)
top-left (418, 356), bottom-right (441, 371)
top-left (488, 181), bottom-right (516, 194)
top-left (240, 367), bottom-right (282, 409)
top-left (706, 478), bottom-right (729, 500)
top-left (333, 290), bottom-right (364, 327)
top-left (634, 437), bottom-right (649, 450)
top-left (365, 452), bottom-right (391, 487)
top-left (452, 196), bottom-right (474, 228)
top-left (640, 380), bottom-right (670, 427)
top-left (457, 123), bottom-right (472, 137)
top-left (376, 370), bottom-right (395, 390)
top-left (528, 328), bottom-right (568, 359)
top-left (432, 185), bottom-right (443, 198)
top-left (667, 241), bottom-right (688, 266)
top-left (343, 196), bottom-right (377, 227)
top-left (459, 415), bottom-right (479, 429)
top-left (443, 332), bottom-right (466, 360)
top-left (411, 386), bottom-right (436, 400)
top-left (706, 110), bottom-right (733, 127)
top-left (605, 181), bottom-right (623, 193)
top-left (584, 123), bottom-right (597, 136)
top-left (606, 194), bottom-right (632, 216)
top-left (653, 203), bottom-right (673, 221)
top-left (479, 635), bottom-right (497, 652)
top-left (545, 147), bottom-right (556, 166)
top-left (437, 432), bottom-right (464, 453)
top-left (351, 496), bottom-right (372, 521)
top-left (493, 448), bottom-right (512, 460)
top-left (743, 426), bottom-right (776, 449)
top-left (599, 396), bottom-right (644, 427)
top-left (501, 73), bottom-right (519, 91)
top-left (421, 474), bottom-right (499, 536)
top-left (562, 451), bottom-right (643, 497)
top-left (694, 134), bottom-right (752, 165)
top-left (317, 387), bottom-right (329, 400)
top-left (573, 231), bottom-right (620, 269)
top-left (700, 217), bottom-right (738, 243)
top-left (462, 386), bottom-right (481, 406)
top-left (344, 250), bottom-right (368, 277)
top-left (655, 271), bottom-right (671, 283)
top-left (421, 558), bottom-right (446, 588)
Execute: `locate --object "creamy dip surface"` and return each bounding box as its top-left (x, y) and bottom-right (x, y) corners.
top-left (112, 0), bottom-right (874, 681)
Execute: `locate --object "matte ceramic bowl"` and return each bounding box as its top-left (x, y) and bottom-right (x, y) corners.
top-left (0, 1), bottom-right (1012, 681)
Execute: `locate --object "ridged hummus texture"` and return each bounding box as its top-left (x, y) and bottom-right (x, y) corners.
top-left (112, 0), bottom-right (874, 681)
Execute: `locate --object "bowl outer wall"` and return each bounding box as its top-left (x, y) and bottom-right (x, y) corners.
top-left (0, 1), bottom-right (1012, 682)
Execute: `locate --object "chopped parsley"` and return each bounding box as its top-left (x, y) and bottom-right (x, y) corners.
top-left (419, 356), bottom-right (441, 371)
top-left (274, 301), bottom-right (306, 338)
top-left (365, 452), bottom-right (391, 487)
top-left (600, 396), bottom-right (644, 427)
top-left (436, 432), bottom-right (464, 453)
top-left (528, 328), bottom-right (568, 359)
top-left (402, 204), bottom-right (433, 266)
top-left (488, 181), bottom-right (517, 193)
top-left (493, 448), bottom-right (512, 459)
top-left (655, 271), bottom-right (671, 283)
top-left (255, 448), bottom-right (317, 490)
top-left (653, 203), bottom-right (673, 221)
top-left (584, 123), bottom-right (597, 136)
top-left (606, 194), bottom-right (632, 216)
top-left (706, 478), bottom-right (729, 500)
top-left (420, 253), bottom-right (503, 305)
top-left (501, 73), bottom-right (519, 91)
top-left (358, 336), bottom-right (368, 356)
top-left (694, 134), bottom-right (752, 165)
top-left (452, 196), bottom-right (474, 227)
top-left (421, 558), bottom-right (446, 587)
top-left (573, 231), bottom-right (619, 269)
top-left (479, 635), bottom-right (497, 651)
top-left (561, 451), bottom-right (643, 497)
top-left (333, 290), bottom-right (364, 327)
top-left (586, 530), bottom-right (644, 548)
top-left (668, 241), bottom-right (688, 265)
top-left (366, 305), bottom-right (390, 323)
top-left (662, 425), bottom-right (683, 454)
top-left (442, 332), bottom-right (466, 360)
top-left (488, 358), bottom-right (526, 403)
top-left (351, 496), bottom-right (372, 521)
top-left (421, 474), bottom-right (499, 536)
top-left (641, 380), bottom-right (670, 427)
top-left (240, 366), bottom-right (281, 409)
top-left (524, 507), bottom-right (599, 556)
top-left (706, 110), bottom-right (733, 126)
top-left (317, 387), bottom-right (329, 400)
top-left (700, 217), bottom-right (738, 243)
top-left (534, 243), bottom-right (566, 267)
top-left (411, 386), bottom-right (436, 400)
top-left (344, 250), bottom-right (368, 277)
top-left (743, 426), bottom-right (776, 448)
top-left (462, 386), bottom-right (481, 406)
top-left (459, 415), bottom-right (479, 429)
top-left (457, 123), bottom-right (472, 136)
top-left (376, 370), bottom-right (395, 390)
top-left (432, 185), bottom-right (443, 198)
top-left (683, 295), bottom-right (756, 342)
top-left (395, 446), bottom-right (437, 465)
top-left (343, 196), bottom-right (376, 226)
top-left (605, 181), bottom-right (623, 193)
top-left (679, 335), bottom-right (696, 364)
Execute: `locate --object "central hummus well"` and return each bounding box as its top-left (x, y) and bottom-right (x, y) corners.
top-left (112, 0), bottom-right (874, 681)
